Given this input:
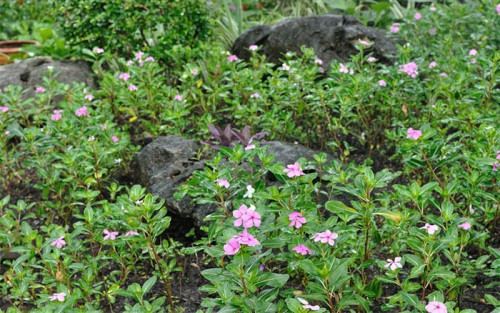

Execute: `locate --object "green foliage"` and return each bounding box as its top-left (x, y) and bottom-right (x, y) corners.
top-left (57, 0), bottom-right (211, 65)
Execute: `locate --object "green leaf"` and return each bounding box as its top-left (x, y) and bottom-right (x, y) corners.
top-left (142, 276), bottom-right (157, 294)
top-left (399, 291), bottom-right (421, 309)
top-left (484, 294), bottom-right (500, 307)
top-left (256, 272), bottom-right (289, 288)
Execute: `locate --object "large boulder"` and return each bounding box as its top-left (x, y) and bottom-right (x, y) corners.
top-left (232, 14), bottom-right (397, 69)
top-left (133, 136), bottom-right (335, 225)
top-left (0, 56), bottom-right (96, 100)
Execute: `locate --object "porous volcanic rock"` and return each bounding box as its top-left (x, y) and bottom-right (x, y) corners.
top-left (232, 14), bottom-right (397, 69)
top-left (0, 56), bottom-right (96, 100)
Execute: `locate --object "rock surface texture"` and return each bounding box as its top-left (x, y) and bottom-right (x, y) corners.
top-left (232, 14), bottom-right (397, 69)
top-left (0, 57), bottom-right (96, 100)
top-left (133, 136), bottom-right (335, 225)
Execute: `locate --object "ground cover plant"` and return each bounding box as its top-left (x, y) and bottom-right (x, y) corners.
top-left (0, 0), bottom-right (499, 312)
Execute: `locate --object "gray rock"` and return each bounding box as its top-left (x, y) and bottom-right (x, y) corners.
top-left (232, 14), bottom-right (397, 69)
top-left (132, 135), bottom-right (209, 225)
top-left (264, 141), bottom-right (335, 166)
top-left (0, 56), bottom-right (96, 100)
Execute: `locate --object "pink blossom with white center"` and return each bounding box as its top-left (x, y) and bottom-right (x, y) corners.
top-left (94, 47), bottom-right (104, 54)
top-left (216, 179), bottom-right (230, 188)
top-left (75, 106), bottom-right (89, 117)
top-left (125, 231), bottom-right (140, 236)
top-left (50, 236), bottom-right (66, 249)
top-left (400, 62), bottom-right (419, 78)
top-left (51, 110), bottom-right (62, 121)
top-left (312, 230), bottom-right (338, 246)
top-left (390, 23), bottom-right (400, 33)
top-left (471, 58), bottom-right (477, 64)
top-left (129, 84), bottom-right (138, 91)
top-left (135, 51), bottom-right (144, 59)
top-left (425, 301), bottom-right (447, 313)
top-left (407, 127), bottom-right (422, 140)
top-left (298, 298), bottom-right (320, 311)
top-left (227, 54), bottom-right (239, 62)
top-left (289, 212), bottom-right (306, 229)
top-left (250, 93), bottom-right (260, 98)
top-left (293, 244), bottom-right (312, 255)
top-left (145, 56), bottom-right (155, 62)
top-left (103, 229), bottom-right (119, 240)
top-left (223, 236), bottom-right (241, 255)
top-left (339, 63), bottom-right (349, 73)
top-left (242, 206), bottom-right (261, 228)
top-left (119, 73), bottom-right (131, 81)
top-left (420, 223), bottom-right (439, 235)
top-left (385, 257), bottom-right (403, 270)
top-left (233, 204), bottom-right (249, 227)
top-left (36, 87), bottom-right (46, 93)
top-left (85, 94), bottom-right (94, 101)
top-left (191, 68), bottom-right (198, 75)
top-left (0, 106), bottom-right (7, 113)
top-left (111, 136), bottom-right (119, 143)
top-left (282, 63), bottom-right (290, 71)
top-left (88, 136), bottom-right (95, 142)
top-left (174, 94), bottom-right (183, 101)
top-left (414, 12), bottom-right (422, 20)
top-left (284, 162), bottom-right (305, 178)
top-left (378, 80), bottom-right (387, 87)
top-left (458, 222), bottom-right (471, 230)
top-left (429, 61), bottom-right (437, 68)
top-left (440, 72), bottom-right (448, 77)
top-left (367, 57), bottom-right (377, 62)
top-left (4, 130), bottom-right (9, 135)
top-left (430, 5), bottom-right (436, 11)
top-left (127, 60), bottom-right (134, 66)
top-left (49, 292), bottom-right (67, 302)
top-left (314, 58), bottom-right (323, 65)
top-left (249, 45), bottom-right (258, 51)
top-left (469, 49), bottom-right (478, 56)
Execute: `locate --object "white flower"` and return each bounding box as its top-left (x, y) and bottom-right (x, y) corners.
top-left (243, 185), bottom-right (255, 198)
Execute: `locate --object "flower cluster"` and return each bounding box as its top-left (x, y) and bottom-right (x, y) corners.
top-left (233, 204), bottom-right (261, 228)
top-left (223, 229), bottom-right (260, 255)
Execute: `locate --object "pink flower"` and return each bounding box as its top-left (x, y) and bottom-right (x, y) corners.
top-left (129, 84), bottom-right (138, 91)
top-left (493, 161), bottom-right (499, 171)
top-left (458, 222), bottom-right (471, 230)
top-left (49, 292), bottom-right (67, 302)
top-left (420, 223), bottom-right (439, 235)
top-left (103, 229), bottom-right (119, 240)
top-left (224, 237), bottom-right (241, 255)
top-left (284, 162), bottom-right (305, 178)
top-left (440, 72), bottom-right (448, 77)
top-left (36, 87), bottom-right (46, 93)
top-left (237, 229), bottom-right (260, 246)
top-left (249, 45), bottom-right (258, 51)
top-left (94, 47), bottom-right (104, 54)
top-left (111, 136), bottom-right (119, 143)
top-left (242, 206), bottom-right (261, 228)
top-left (407, 127), bottom-right (422, 140)
top-left (233, 204), bottom-right (249, 227)
top-left (314, 58), bottom-right (323, 65)
top-left (298, 298), bottom-right (320, 311)
top-left (312, 230), bottom-right (338, 246)
top-left (429, 61), bottom-right (437, 68)
top-left (469, 49), bottom-right (478, 56)
top-left (430, 5), bottom-right (436, 11)
top-left (385, 257), bottom-right (403, 270)
top-left (378, 80), bottom-right (387, 87)
top-left (216, 179), bottom-right (230, 188)
top-left (227, 54), bottom-right (239, 62)
top-left (127, 60), bottom-right (134, 66)
top-left (282, 63), bottom-right (290, 71)
top-left (174, 94), bottom-right (183, 101)
top-left (414, 12), bottom-right (422, 20)
top-left (145, 56), bottom-right (155, 62)
top-left (497, 4), bottom-right (500, 15)
top-left (50, 236), bottom-right (66, 249)
top-left (339, 63), bottom-right (348, 73)
top-left (289, 212), bottom-right (306, 229)
top-left (390, 23), bottom-right (400, 33)
top-left (119, 73), bottom-right (131, 81)
top-left (250, 93), bottom-right (260, 98)
top-left (496, 150), bottom-right (500, 159)
top-left (425, 301), bottom-right (447, 313)
top-left (51, 110), bottom-right (62, 121)
top-left (125, 231), bottom-right (140, 236)
top-left (471, 58), bottom-right (477, 64)
top-left (75, 106), bottom-right (89, 117)
top-left (245, 144), bottom-right (255, 150)
top-left (0, 106), bottom-right (8, 113)
top-left (367, 57), bottom-right (377, 62)
top-left (191, 68), bottom-right (198, 75)
top-left (400, 62), bottom-right (419, 78)
top-left (293, 245), bottom-right (312, 256)
top-left (88, 136), bottom-right (95, 142)
top-left (135, 51), bottom-right (144, 59)
top-left (85, 94), bottom-right (94, 101)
